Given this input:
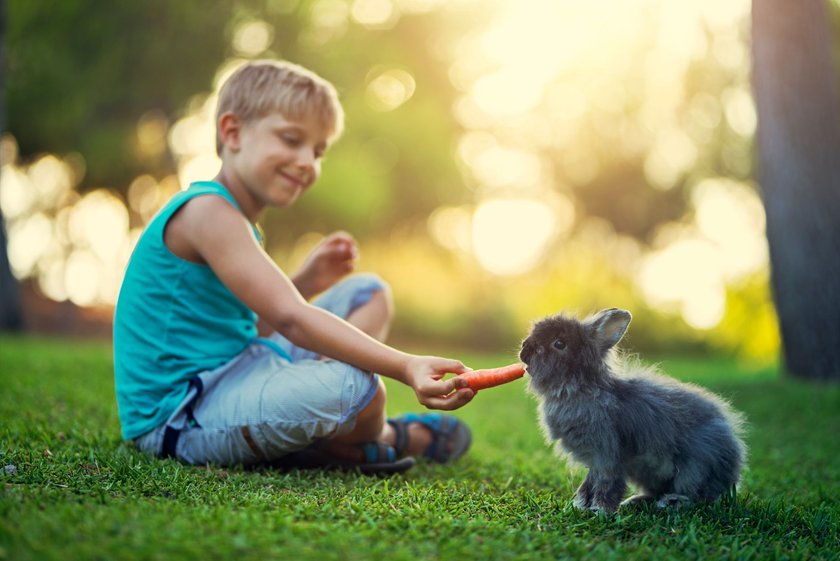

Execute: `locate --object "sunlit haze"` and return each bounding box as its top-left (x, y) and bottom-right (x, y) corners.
top-left (1, 0), bottom-right (767, 337)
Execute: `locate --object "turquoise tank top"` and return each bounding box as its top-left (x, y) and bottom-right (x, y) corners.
top-left (113, 181), bottom-right (261, 440)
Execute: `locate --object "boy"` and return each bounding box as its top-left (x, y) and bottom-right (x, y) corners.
top-left (114, 60), bottom-right (475, 474)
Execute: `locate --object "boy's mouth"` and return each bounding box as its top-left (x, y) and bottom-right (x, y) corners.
top-left (279, 170), bottom-right (308, 189)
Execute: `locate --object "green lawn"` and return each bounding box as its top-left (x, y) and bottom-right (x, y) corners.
top-left (1, 336), bottom-right (838, 560)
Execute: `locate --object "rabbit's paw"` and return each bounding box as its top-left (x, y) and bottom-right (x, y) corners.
top-left (655, 494), bottom-right (691, 508)
top-left (620, 494), bottom-right (655, 509)
top-left (587, 499), bottom-right (618, 513)
top-left (572, 478), bottom-right (595, 510)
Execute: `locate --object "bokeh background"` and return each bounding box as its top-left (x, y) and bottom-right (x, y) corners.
top-left (6, 0), bottom-right (827, 363)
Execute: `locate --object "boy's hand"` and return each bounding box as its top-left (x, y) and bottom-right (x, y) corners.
top-left (405, 356), bottom-right (475, 410)
top-left (293, 231), bottom-right (358, 299)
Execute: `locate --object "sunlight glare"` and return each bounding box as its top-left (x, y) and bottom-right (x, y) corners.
top-left (128, 175), bottom-right (162, 219)
top-left (471, 145), bottom-right (542, 190)
top-left (351, 0), bottom-right (399, 28)
top-left (179, 154), bottom-right (223, 189)
top-left (722, 87), bottom-right (757, 138)
top-left (28, 155), bottom-right (74, 209)
top-left (365, 68), bottom-right (416, 111)
top-left (64, 249), bottom-right (102, 307)
top-left (136, 111), bottom-right (169, 158)
top-left (470, 70), bottom-right (543, 117)
top-left (472, 198), bottom-right (557, 275)
top-left (233, 19), bottom-right (275, 56)
top-left (169, 113), bottom-right (215, 158)
top-left (644, 127), bottom-right (697, 190)
top-left (395, 0), bottom-right (445, 13)
top-left (0, 165), bottom-right (35, 220)
top-left (692, 178), bottom-right (767, 280)
top-left (67, 190), bottom-right (130, 261)
top-left (7, 212), bottom-right (53, 277)
top-left (306, 0), bottom-right (350, 45)
top-left (39, 260), bottom-right (68, 302)
top-left (638, 238), bottom-right (726, 329)
top-left (428, 205), bottom-right (473, 253)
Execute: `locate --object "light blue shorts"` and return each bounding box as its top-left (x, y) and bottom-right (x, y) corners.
top-left (135, 274), bottom-right (386, 466)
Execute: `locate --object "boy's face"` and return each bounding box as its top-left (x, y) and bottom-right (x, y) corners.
top-left (228, 111), bottom-right (330, 208)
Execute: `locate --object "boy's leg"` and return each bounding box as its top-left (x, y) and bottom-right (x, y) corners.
top-left (321, 378), bottom-right (438, 462)
top-left (345, 286), bottom-right (393, 342)
top-left (141, 345), bottom-right (383, 467)
top-left (319, 284), bottom-right (392, 461)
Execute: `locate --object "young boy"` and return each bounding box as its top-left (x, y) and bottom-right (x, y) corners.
top-left (113, 60), bottom-right (475, 474)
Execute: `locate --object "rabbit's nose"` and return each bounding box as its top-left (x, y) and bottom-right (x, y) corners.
top-left (519, 343), bottom-right (533, 364)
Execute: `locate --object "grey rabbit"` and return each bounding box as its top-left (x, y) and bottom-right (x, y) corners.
top-left (519, 308), bottom-right (747, 512)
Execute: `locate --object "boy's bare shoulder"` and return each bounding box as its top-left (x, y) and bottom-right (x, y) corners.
top-left (165, 194), bottom-right (250, 264)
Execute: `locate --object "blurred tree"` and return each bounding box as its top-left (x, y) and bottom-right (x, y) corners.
top-left (752, 0), bottom-right (840, 380)
top-left (6, 0), bottom-right (234, 187)
top-left (1, 0), bottom-right (23, 331)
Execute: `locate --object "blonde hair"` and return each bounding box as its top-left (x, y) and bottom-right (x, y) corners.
top-left (215, 60), bottom-right (344, 155)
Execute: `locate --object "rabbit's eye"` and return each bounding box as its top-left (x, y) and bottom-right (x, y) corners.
top-left (552, 339), bottom-right (566, 350)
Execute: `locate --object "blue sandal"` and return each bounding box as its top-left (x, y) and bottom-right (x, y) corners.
top-left (387, 413), bottom-right (472, 463)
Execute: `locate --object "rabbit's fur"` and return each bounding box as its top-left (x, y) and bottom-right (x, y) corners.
top-left (520, 308), bottom-right (746, 512)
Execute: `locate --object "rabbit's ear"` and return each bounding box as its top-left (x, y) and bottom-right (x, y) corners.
top-left (587, 308), bottom-right (631, 350)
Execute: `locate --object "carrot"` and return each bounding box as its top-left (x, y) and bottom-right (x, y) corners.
top-left (459, 363), bottom-right (526, 391)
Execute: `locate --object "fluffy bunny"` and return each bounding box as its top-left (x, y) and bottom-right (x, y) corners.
top-left (520, 308), bottom-right (746, 512)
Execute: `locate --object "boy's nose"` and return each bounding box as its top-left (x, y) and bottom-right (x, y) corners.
top-left (296, 150), bottom-right (315, 168)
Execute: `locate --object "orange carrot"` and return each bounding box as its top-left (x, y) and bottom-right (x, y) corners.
top-left (459, 363), bottom-right (526, 391)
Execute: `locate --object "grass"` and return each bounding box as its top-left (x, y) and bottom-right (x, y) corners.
top-left (1, 335), bottom-right (838, 561)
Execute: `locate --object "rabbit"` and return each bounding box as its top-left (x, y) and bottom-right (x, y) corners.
top-left (519, 308), bottom-right (747, 513)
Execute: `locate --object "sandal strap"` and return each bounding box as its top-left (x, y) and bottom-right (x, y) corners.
top-left (399, 413), bottom-right (448, 460)
top-left (424, 416), bottom-right (454, 463)
top-left (361, 442), bottom-right (397, 463)
top-left (389, 413), bottom-right (470, 463)
top-left (386, 418), bottom-right (409, 457)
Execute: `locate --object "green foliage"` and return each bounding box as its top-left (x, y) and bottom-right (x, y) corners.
top-left (6, 0), bottom-right (467, 237)
top-left (1, 337), bottom-right (839, 561)
top-left (6, 0), bottom-right (234, 187)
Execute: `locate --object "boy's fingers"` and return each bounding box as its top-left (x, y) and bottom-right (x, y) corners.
top-left (445, 360), bottom-right (468, 375)
top-left (427, 375), bottom-right (466, 394)
top-left (423, 389), bottom-right (474, 410)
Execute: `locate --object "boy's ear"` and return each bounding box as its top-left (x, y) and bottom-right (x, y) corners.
top-left (218, 112), bottom-right (243, 152)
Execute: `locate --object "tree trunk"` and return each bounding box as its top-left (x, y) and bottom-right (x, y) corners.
top-left (752, 0), bottom-right (840, 380)
top-left (0, 0), bottom-right (23, 331)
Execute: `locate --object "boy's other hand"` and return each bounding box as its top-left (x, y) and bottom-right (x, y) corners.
top-left (293, 231), bottom-right (359, 298)
top-left (406, 356), bottom-right (475, 411)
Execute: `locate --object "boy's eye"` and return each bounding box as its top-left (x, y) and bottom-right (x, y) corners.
top-left (281, 135), bottom-right (301, 146)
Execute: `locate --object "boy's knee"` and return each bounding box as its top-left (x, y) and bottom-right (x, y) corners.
top-left (343, 272), bottom-right (390, 299)
top-left (342, 273), bottom-right (393, 316)
top-left (360, 377), bottom-right (387, 418)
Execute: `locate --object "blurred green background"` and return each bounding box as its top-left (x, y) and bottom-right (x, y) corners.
top-left (7, 0), bottom-right (832, 362)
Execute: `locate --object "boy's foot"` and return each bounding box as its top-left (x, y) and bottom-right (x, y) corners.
top-left (387, 413), bottom-right (471, 463)
top-left (269, 442), bottom-right (415, 476)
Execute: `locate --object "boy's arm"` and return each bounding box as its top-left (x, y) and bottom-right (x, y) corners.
top-left (182, 196), bottom-right (474, 410)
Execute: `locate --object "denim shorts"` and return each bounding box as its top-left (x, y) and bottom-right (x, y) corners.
top-left (134, 273), bottom-right (386, 466)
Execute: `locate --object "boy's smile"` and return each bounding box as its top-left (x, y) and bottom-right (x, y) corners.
top-left (218, 111), bottom-right (330, 219)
